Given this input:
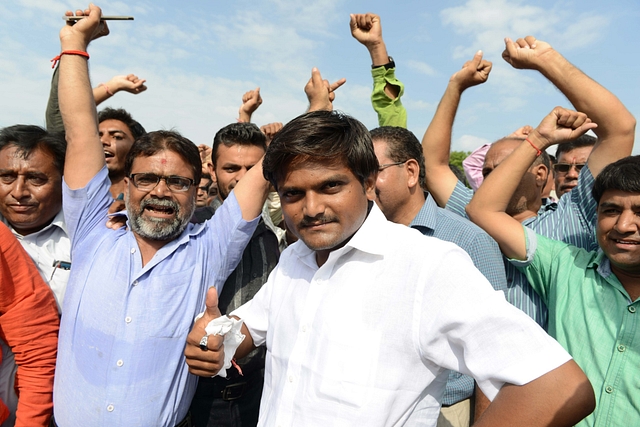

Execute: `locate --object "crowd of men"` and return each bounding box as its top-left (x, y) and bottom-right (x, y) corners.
top-left (0, 4), bottom-right (636, 427)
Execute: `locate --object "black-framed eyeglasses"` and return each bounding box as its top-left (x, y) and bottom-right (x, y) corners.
top-left (129, 173), bottom-right (195, 193)
top-left (378, 160), bottom-right (407, 172)
top-left (553, 163), bottom-right (586, 174)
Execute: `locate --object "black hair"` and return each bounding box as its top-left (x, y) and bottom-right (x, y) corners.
top-left (555, 134), bottom-right (596, 160)
top-left (0, 125), bottom-right (66, 174)
top-left (212, 122), bottom-right (267, 163)
top-left (124, 130), bottom-right (202, 184)
top-left (592, 155), bottom-right (640, 203)
top-left (98, 107), bottom-right (146, 140)
top-left (263, 111), bottom-right (378, 190)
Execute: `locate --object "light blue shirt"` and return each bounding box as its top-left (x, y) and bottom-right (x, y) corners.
top-left (410, 194), bottom-right (507, 405)
top-left (446, 165), bottom-right (597, 328)
top-left (53, 167), bottom-right (259, 426)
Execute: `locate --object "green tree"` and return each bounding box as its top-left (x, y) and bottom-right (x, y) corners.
top-left (449, 150), bottom-right (471, 170)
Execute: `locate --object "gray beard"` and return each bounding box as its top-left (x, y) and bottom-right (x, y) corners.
top-left (127, 196), bottom-right (194, 241)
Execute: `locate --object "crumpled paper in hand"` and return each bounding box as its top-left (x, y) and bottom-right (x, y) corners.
top-left (194, 314), bottom-right (245, 378)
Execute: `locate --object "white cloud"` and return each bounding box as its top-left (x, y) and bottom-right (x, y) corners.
top-left (405, 60), bottom-right (437, 76)
top-left (453, 134), bottom-right (491, 152)
top-left (440, 0), bottom-right (611, 59)
top-left (402, 98), bottom-right (434, 112)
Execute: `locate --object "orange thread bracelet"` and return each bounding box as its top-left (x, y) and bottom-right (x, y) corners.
top-left (525, 138), bottom-right (542, 157)
top-left (101, 83), bottom-right (114, 96)
top-left (50, 50), bottom-right (90, 69)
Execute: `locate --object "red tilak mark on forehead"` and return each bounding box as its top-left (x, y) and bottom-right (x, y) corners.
top-left (160, 159), bottom-right (167, 164)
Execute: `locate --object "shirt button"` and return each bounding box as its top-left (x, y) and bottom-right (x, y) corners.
top-left (130, 248), bottom-right (136, 254)
top-left (629, 306), bottom-right (636, 313)
top-left (132, 280), bottom-right (139, 286)
top-left (618, 344), bottom-right (626, 352)
top-left (605, 386), bottom-right (614, 394)
top-left (116, 359), bottom-right (124, 367)
top-left (107, 404), bottom-right (114, 412)
top-left (288, 375), bottom-right (294, 383)
top-left (302, 325), bottom-right (307, 332)
top-left (125, 316), bottom-right (132, 323)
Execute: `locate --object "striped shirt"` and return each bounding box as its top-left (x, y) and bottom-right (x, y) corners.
top-left (445, 166), bottom-right (598, 328)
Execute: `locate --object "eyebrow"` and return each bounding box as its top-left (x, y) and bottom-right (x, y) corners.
top-left (599, 201), bottom-right (640, 210)
top-left (101, 129), bottom-right (127, 136)
top-left (280, 173), bottom-right (351, 193)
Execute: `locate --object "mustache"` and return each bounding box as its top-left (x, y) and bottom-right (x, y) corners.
top-left (140, 197), bottom-right (180, 212)
top-left (298, 215), bottom-right (337, 227)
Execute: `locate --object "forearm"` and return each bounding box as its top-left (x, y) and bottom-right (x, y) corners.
top-left (59, 46), bottom-right (105, 188)
top-left (44, 66), bottom-right (64, 133)
top-left (422, 82), bottom-right (465, 206)
top-left (474, 360), bottom-right (594, 427)
top-left (234, 322), bottom-right (257, 360)
top-left (474, 385), bottom-right (490, 423)
top-left (233, 157), bottom-right (270, 220)
top-left (537, 50), bottom-right (635, 172)
top-left (93, 83), bottom-right (112, 105)
top-left (466, 138), bottom-right (540, 259)
top-left (371, 67), bottom-right (406, 127)
top-left (366, 41), bottom-right (399, 99)
top-left (238, 110), bottom-right (252, 123)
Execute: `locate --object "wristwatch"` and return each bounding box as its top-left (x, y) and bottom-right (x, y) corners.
top-left (372, 56), bottom-right (395, 70)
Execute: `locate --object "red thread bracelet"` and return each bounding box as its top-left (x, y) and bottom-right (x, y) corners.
top-left (525, 138), bottom-right (542, 157)
top-left (101, 83), bottom-right (114, 96)
top-left (50, 50), bottom-right (90, 69)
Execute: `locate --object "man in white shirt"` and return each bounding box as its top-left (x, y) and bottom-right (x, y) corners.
top-left (0, 125), bottom-right (69, 313)
top-left (186, 110), bottom-right (595, 427)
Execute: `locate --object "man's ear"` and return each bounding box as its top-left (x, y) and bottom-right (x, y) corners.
top-left (123, 176), bottom-right (130, 199)
top-left (532, 163), bottom-right (549, 188)
top-left (365, 173), bottom-right (377, 201)
top-left (405, 159), bottom-right (420, 190)
top-left (208, 162), bottom-right (217, 182)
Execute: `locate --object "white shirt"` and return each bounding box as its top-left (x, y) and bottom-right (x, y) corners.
top-left (233, 204), bottom-right (571, 427)
top-left (2, 209), bottom-right (70, 313)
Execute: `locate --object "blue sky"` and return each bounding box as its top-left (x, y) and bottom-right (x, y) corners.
top-left (2, 0), bottom-right (639, 154)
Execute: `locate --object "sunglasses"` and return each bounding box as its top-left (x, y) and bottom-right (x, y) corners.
top-left (552, 163), bottom-right (586, 174)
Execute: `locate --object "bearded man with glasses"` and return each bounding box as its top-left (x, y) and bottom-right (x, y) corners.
top-left (51, 6), bottom-right (270, 426)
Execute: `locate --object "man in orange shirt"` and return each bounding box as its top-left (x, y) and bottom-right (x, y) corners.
top-left (0, 222), bottom-right (59, 426)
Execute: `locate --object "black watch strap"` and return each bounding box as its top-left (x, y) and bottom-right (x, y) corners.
top-left (372, 56), bottom-right (395, 70)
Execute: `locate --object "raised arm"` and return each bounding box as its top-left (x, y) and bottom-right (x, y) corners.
top-left (58, 6), bottom-right (108, 189)
top-left (350, 13), bottom-right (406, 127)
top-left (466, 107), bottom-right (597, 260)
top-left (423, 51), bottom-right (492, 207)
top-left (238, 87), bottom-right (262, 123)
top-left (93, 73), bottom-right (147, 105)
top-left (503, 36), bottom-right (636, 177)
top-left (304, 67), bottom-right (346, 112)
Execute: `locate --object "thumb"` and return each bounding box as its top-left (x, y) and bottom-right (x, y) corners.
top-left (311, 67), bottom-right (322, 83)
top-left (349, 14), bottom-right (357, 31)
top-left (471, 50), bottom-right (483, 68)
top-left (203, 286), bottom-right (222, 322)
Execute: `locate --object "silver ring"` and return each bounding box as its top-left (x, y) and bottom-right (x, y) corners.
top-left (199, 335), bottom-right (208, 351)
